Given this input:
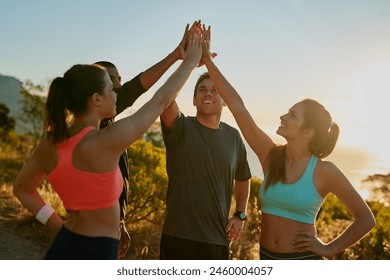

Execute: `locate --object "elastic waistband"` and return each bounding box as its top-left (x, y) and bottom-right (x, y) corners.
top-left (260, 245), bottom-right (323, 260)
top-left (62, 226), bottom-right (119, 241)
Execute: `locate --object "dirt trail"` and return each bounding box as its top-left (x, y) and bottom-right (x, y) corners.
top-left (0, 223), bottom-right (46, 260)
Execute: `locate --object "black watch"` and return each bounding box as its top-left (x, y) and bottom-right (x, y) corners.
top-left (233, 211), bottom-right (246, 221)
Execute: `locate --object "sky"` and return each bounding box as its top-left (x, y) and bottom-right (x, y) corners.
top-left (1, 0), bottom-right (390, 193)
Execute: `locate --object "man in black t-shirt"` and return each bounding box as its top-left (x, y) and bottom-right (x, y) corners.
top-left (160, 71), bottom-right (252, 260)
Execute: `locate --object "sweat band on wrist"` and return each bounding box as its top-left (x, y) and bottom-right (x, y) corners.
top-left (36, 204), bottom-right (55, 225)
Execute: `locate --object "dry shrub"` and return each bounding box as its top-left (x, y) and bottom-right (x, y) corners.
top-left (124, 218), bottom-right (164, 260)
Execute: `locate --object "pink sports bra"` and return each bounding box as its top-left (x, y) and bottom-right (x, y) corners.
top-left (47, 126), bottom-right (123, 210)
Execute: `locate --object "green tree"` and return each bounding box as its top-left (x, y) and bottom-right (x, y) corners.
top-left (362, 173), bottom-right (390, 206)
top-left (364, 201), bottom-right (390, 259)
top-left (18, 80), bottom-right (46, 143)
top-left (142, 121), bottom-right (164, 148)
top-left (125, 139), bottom-right (168, 223)
top-left (0, 102), bottom-right (16, 139)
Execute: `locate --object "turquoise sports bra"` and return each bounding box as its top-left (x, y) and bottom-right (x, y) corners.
top-left (259, 155), bottom-right (323, 224)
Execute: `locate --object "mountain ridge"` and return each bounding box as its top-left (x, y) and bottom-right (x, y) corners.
top-left (0, 74), bottom-right (25, 133)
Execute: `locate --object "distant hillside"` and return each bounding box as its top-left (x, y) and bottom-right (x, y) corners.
top-left (0, 74), bottom-right (24, 133)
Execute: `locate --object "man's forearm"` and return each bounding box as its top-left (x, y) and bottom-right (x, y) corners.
top-left (140, 49), bottom-right (181, 90)
top-left (234, 180), bottom-right (250, 212)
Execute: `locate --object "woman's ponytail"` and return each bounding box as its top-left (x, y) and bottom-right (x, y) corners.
top-left (320, 121), bottom-right (340, 158)
top-left (45, 77), bottom-right (69, 143)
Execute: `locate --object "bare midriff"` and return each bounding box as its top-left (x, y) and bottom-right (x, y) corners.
top-left (64, 203), bottom-right (120, 240)
top-left (260, 213), bottom-right (317, 252)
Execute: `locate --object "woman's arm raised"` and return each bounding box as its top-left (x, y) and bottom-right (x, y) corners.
top-left (202, 25), bottom-right (275, 172)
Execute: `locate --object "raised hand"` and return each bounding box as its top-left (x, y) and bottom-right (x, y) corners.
top-left (182, 27), bottom-right (203, 67)
top-left (199, 24), bottom-right (217, 67)
top-left (175, 20), bottom-right (201, 60)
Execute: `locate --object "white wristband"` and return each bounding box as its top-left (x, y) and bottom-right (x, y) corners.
top-left (36, 204), bottom-right (55, 225)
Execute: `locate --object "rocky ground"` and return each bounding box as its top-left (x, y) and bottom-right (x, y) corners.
top-left (0, 222), bottom-right (46, 260)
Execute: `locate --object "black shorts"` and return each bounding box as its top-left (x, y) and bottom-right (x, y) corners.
top-left (160, 234), bottom-right (229, 260)
top-left (260, 245), bottom-right (323, 260)
top-left (45, 226), bottom-right (119, 260)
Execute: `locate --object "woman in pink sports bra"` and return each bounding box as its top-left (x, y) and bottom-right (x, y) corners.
top-left (13, 28), bottom-right (203, 259)
top-left (200, 26), bottom-right (375, 260)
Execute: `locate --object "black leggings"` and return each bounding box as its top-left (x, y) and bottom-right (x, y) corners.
top-left (260, 245), bottom-right (323, 260)
top-left (45, 226), bottom-right (119, 260)
top-left (160, 234), bottom-right (229, 260)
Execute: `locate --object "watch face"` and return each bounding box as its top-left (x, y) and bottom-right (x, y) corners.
top-left (235, 211), bottom-right (246, 220)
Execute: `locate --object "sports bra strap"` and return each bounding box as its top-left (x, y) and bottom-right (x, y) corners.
top-left (56, 126), bottom-right (95, 165)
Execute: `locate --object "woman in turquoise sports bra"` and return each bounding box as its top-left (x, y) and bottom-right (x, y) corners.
top-left (13, 29), bottom-right (203, 259)
top-left (200, 26), bottom-right (376, 260)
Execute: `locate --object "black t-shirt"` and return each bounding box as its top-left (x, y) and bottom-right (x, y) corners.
top-left (161, 114), bottom-right (252, 246)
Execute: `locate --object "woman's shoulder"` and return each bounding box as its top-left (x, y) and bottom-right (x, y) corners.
top-left (315, 159), bottom-right (345, 181)
top-left (315, 158), bottom-right (339, 172)
top-left (314, 158), bottom-right (351, 193)
top-left (30, 137), bottom-right (58, 171)
top-left (75, 127), bottom-right (100, 150)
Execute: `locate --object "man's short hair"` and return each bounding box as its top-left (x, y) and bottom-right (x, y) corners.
top-left (193, 72), bottom-right (210, 98)
top-left (93, 61), bottom-right (117, 69)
